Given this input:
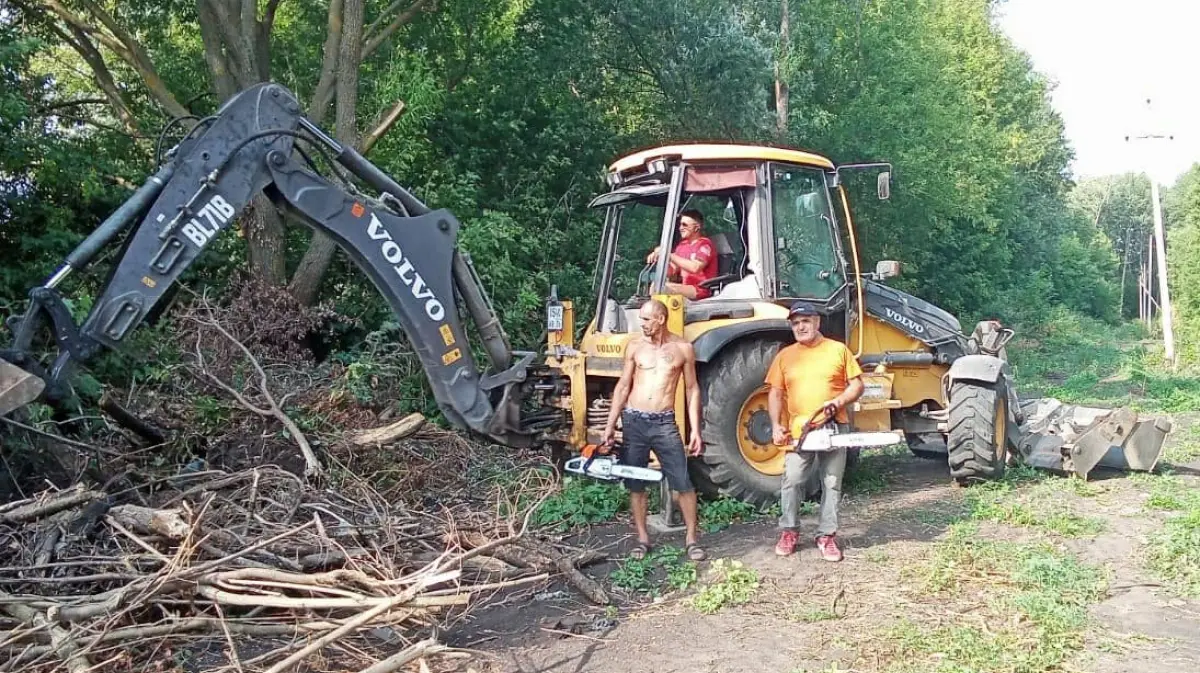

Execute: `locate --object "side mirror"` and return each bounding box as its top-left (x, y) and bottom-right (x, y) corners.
top-left (724, 198), bottom-right (736, 223)
top-left (875, 260), bottom-right (901, 279)
top-left (877, 171), bottom-right (891, 200)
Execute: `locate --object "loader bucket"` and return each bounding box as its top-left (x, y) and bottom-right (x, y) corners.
top-left (1015, 398), bottom-right (1172, 478)
top-left (0, 359), bottom-right (45, 418)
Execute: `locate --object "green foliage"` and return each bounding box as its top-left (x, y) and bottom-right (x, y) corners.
top-left (1139, 474), bottom-right (1200, 596)
top-left (698, 496), bottom-right (776, 532)
top-left (963, 477), bottom-right (1105, 538)
top-left (609, 544), bottom-right (698, 596)
top-left (1165, 163), bottom-right (1200, 365)
top-left (892, 522), bottom-right (1107, 673)
top-left (690, 558), bottom-right (759, 614)
top-left (532, 477), bottom-right (628, 530)
top-left (3, 0), bottom-right (1180, 425)
top-left (1007, 307), bottom-right (1200, 412)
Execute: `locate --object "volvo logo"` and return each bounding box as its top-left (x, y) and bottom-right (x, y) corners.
top-left (366, 212), bottom-right (447, 321)
top-left (885, 307), bottom-right (925, 334)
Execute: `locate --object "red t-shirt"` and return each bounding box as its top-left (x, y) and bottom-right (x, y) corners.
top-left (672, 236), bottom-right (718, 299)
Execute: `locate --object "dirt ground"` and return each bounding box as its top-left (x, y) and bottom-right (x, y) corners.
top-left (450, 416), bottom-right (1200, 673)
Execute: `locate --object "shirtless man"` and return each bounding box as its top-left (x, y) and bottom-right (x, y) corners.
top-left (601, 299), bottom-right (706, 561)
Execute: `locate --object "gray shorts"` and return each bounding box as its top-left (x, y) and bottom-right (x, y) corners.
top-left (620, 408), bottom-right (693, 493)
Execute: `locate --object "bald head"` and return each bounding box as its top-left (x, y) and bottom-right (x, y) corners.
top-left (639, 299), bottom-right (668, 339)
top-left (641, 299), bottom-right (667, 319)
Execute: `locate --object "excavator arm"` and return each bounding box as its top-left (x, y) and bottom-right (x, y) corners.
top-left (0, 82), bottom-right (544, 446)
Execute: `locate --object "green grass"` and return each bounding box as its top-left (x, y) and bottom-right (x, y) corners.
top-left (1139, 473), bottom-right (1200, 596)
top-left (609, 544), bottom-right (697, 596)
top-left (1007, 309), bottom-right (1200, 412)
top-left (961, 470), bottom-right (1105, 538)
top-left (887, 522), bottom-right (1108, 673)
top-left (1164, 424), bottom-right (1200, 465)
top-left (532, 477), bottom-right (629, 530)
top-left (698, 496), bottom-right (778, 532)
top-left (690, 559), bottom-right (760, 614)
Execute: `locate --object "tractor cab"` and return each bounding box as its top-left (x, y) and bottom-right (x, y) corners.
top-left (586, 144), bottom-right (891, 344)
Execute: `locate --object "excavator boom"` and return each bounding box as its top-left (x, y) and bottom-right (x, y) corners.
top-left (0, 83), bottom-right (544, 446)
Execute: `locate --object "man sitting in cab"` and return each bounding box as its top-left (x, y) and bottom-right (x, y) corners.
top-left (646, 209), bottom-right (718, 300)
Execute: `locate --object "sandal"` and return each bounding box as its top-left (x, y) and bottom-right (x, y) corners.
top-left (629, 542), bottom-right (651, 560)
top-left (686, 543), bottom-right (707, 561)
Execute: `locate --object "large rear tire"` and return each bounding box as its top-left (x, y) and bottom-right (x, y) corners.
top-left (946, 379), bottom-right (1009, 485)
top-left (690, 339), bottom-right (783, 507)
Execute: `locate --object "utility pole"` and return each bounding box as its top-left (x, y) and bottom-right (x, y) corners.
top-left (1125, 98), bottom-right (1176, 367)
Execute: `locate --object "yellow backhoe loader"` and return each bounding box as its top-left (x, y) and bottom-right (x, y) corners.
top-left (0, 83), bottom-right (1171, 506)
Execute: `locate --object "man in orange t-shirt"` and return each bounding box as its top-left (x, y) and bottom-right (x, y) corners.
top-left (766, 301), bottom-right (864, 561)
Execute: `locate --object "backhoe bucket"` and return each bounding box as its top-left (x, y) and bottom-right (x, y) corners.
top-left (1015, 398), bottom-right (1172, 477)
top-left (0, 360), bottom-right (45, 418)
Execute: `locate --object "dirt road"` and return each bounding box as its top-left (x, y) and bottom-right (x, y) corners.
top-left (458, 420), bottom-right (1200, 673)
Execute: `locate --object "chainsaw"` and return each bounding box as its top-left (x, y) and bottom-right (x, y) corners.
top-left (790, 405), bottom-right (902, 452)
top-left (563, 443), bottom-right (664, 482)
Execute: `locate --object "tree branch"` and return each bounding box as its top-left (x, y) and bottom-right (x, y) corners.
top-left (263, 0), bottom-right (284, 34)
top-left (196, 0), bottom-right (240, 100)
top-left (362, 0), bottom-right (432, 60)
top-left (260, 0), bottom-right (285, 72)
top-left (37, 0), bottom-right (190, 118)
top-left (39, 20), bottom-right (140, 135)
top-left (76, 0), bottom-right (190, 116)
top-left (188, 308), bottom-right (322, 477)
top-left (360, 100), bottom-right (407, 155)
top-left (306, 0), bottom-right (344, 124)
top-left (36, 97), bottom-right (108, 112)
top-left (200, 0), bottom-right (254, 84)
top-left (37, 0), bottom-right (131, 60)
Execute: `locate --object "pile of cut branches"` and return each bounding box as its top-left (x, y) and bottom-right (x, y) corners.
top-left (0, 461), bottom-right (600, 672)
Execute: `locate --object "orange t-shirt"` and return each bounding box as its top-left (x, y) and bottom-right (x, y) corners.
top-left (765, 338), bottom-right (864, 437)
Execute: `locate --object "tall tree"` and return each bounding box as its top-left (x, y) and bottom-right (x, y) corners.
top-left (13, 0), bottom-right (437, 294)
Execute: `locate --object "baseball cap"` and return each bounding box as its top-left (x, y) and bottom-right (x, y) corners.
top-left (788, 301), bottom-right (820, 319)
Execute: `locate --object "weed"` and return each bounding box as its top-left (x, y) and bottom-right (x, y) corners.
top-left (963, 479), bottom-right (1104, 537)
top-left (891, 522), bottom-right (1106, 672)
top-left (699, 496), bottom-right (774, 532)
top-left (533, 477), bottom-right (628, 531)
top-left (788, 604), bottom-right (840, 623)
top-left (1142, 475), bottom-right (1200, 596)
top-left (1164, 425), bottom-right (1200, 465)
top-left (1009, 311), bottom-right (1200, 412)
top-left (863, 548), bottom-right (889, 564)
top-left (609, 545), bottom-right (696, 596)
top-left (691, 559), bottom-right (759, 614)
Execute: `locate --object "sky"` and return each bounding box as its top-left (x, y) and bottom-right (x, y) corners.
top-left (994, 0), bottom-right (1200, 185)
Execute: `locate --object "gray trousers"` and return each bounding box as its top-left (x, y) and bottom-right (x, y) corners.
top-left (778, 446), bottom-right (847, 536)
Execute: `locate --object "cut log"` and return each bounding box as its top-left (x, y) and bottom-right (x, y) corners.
top-left (108, 504), bottom-right (190, 539)
top-left (351, 413), bottom-right (425, 446)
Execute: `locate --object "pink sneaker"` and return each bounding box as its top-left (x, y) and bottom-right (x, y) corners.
top-left (816, 535), bottom-right (843, 562)
top-left (775, 530), bottom-right (799, 556)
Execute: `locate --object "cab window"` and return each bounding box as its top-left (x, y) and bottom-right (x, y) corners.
top-left (770, 164), bottom-right (844, 299)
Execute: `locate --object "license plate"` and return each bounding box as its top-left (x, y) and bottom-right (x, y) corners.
top-left (547, 305), bottom-right (564, 331)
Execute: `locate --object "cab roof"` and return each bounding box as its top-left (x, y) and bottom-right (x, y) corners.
top-left (608, 143), bottom-right (836, 173)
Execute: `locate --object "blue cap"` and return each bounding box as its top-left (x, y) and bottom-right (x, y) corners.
top-left (788, 301), bottom-right (820, 318)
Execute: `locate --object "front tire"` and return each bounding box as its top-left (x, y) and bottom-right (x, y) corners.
top-left (946, 379), bottom-right (1009, 484)
top-left (691, 339), bottom-right (784, 507)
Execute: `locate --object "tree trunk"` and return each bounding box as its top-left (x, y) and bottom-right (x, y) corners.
top-left (246, 194), bottom-right (289, 286)
top-left (288, 0), bottom-right (365, 306)
top-left (774, 0), bottom-right (789, 137)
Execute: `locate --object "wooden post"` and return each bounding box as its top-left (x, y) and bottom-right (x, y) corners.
top-left (1150, 177), bottom-right (1176, 367)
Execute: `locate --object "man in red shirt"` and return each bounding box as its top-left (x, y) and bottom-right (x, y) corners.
top-left (646, 210), bottom-right (719, 299)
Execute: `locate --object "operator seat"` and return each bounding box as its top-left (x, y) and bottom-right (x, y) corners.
top-left (695, 231), bottom-right (742, 297)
